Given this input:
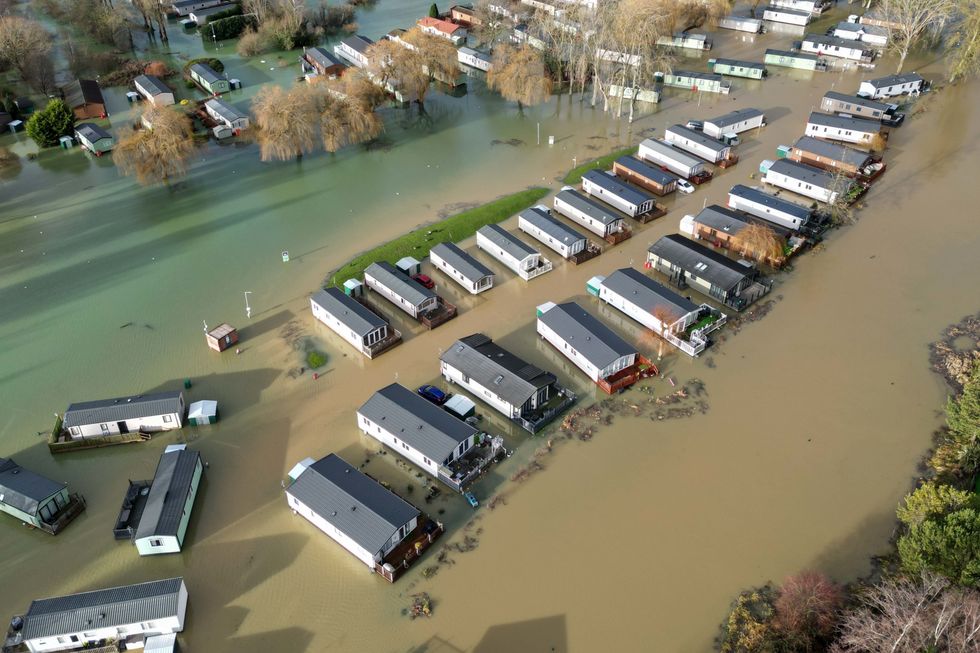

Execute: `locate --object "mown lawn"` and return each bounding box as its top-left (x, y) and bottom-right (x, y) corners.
top-left (328, 187), bottom-right (550, 286)
top-left (562, 146), bottom-right (637, 185)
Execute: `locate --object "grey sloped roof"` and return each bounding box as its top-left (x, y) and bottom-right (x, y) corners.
top-left (639, 139), bottom-right (704, 170)
top-left (768, 158), bottom-right (838, 190)
top-left (807, 111), bottom-right (880, 133)
top-left (312, 287), bottom-right (387, 337)
top-left (358, 383), bottom-right (477, 462)
top-left (666, 124), bottom-right (729, 154)
top-left (342, 35), bottom-right (374, 54)
top-left (288, 454), bottom-right (419, 555)
top-left (205, 98), bottom-right (247, 122)
top-left (134, 449), bottom-right (201, 540)
top-left (134, 75), bottom-right (171, 96)
top-left (822, 90), bottom-right (892, 112)
top-left (306, 46), bottom-right (344, 69)
top-left (669, 70), bottom-right (724, 82)
top-left (647, 234), bottom-right (753, 292)
top-left (0, 458), bottom-right (65, 517)
top-left (365, 261), bottom-right (435, 308)
top-left (63, 79), bottom-right (104, 108)
top-left (792, 136), bottom-right (873, 168)
top-left (864, 72), bottom-right (923, 88)
top-left (692, 205), bottom-right (752, 237)
top-left (22, 578), bottom-right (184, 641)
top-left (614, 156), bottom-right (674, 186)
top-left (429, 243), bottom-right (493, 284)
top-left (75, 123), bottom-right (111, 142)
top-left (764, 48), bottom-right (818, 62)
top-left (189, 63), bottom-right (225, 84)
top-left (63, 391), bottom-right (183, 429)
top-left (729, 185), bottom-right (812, 222)
top-left (763, 6), bottom-right (811, 17)
top-left (582, 170), bottom-right (654, 207)
top-left (803, 34), bottom-right (871, 51)
top-left (600, 268), bottom-right (698, 322)
top-left (713, 58), bottom-right (765, 71)
top-left (538, 301), bottom-right (636, 370)
top-left (519, 207), bottom-right (586, 246)
top-left (440, 334), bottom-right (556, 407)
top-left (477, 224), bottom-right (538, 260)
top-left (706, 108), bottom-right (765, 129)
top-left (554, 189), bottom-right (623, 226)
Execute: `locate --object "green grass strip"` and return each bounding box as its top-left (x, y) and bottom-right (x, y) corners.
top-left (329, 186), bottom-right (550, 286)
top-left (562, 146), bottom-right (637, 185)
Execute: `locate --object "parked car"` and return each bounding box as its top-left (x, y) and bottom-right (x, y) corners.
top-left (417, 384), bottom-right (449, 405)
top-left (412, 273), bottom-right (435, 289)
top-left (676, 178), bottom-right (695, 194)
top-left (464, 491), bottom-right (479, 508)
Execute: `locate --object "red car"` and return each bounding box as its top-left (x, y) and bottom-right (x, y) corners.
top-left (412, 274), bottom-right (435, 289)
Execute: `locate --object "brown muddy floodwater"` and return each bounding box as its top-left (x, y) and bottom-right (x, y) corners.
top-left (2, 24), bottom-right (980, 653)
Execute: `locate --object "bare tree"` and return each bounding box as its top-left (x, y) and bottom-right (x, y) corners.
top-left (403, 28), bottom-right (460, 106)
top-left (0, 16), bottom-right (52, 81)
top-left (472, 0), bottom-right (511, 46)
top-left (488, 43), bottom-right (553, 110)
top-left (879, 0), bottom-right (956, 72)
top-left (949, 1), bottom-right (980, 83)
top-left (251, 84), bottom-right (319, 161)
top-left (773, 571), bottom-right (843, 651)
top-left (311, 78), bottom-right (383, 151)
top-left (737, 222), bottom-right (785, 265)
top-left (668, 0), bottom-right (732, 31)
top-left (114, 106), bottom-right (196, 186)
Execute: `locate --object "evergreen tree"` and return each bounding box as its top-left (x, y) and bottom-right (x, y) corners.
top-left (25, 99), bottom-right (75, 148)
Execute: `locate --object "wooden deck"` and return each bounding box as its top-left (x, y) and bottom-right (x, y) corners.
top-left (568, 242), bottom-right (601, 265)
top-left (716, 154), bottom-right (739, 168)
top-left (38, 493), bottom-right (86, 535)
top-left (603, 227), bottom-right (633, 245)
top-left (49, 430), bottom-right (151, 454)
top-left (597, 355), bottom-right (659, 394)
top-left (632, 203), bottom-right (668, 224)
top-left (419, 297), bottom-right (457, 329)
top-left (375, 518), bottom-right (444, 583)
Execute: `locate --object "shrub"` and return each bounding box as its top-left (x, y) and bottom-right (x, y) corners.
top-left (25, 99), bottom-right (75, 148)
top-left (201, 14), bottom-right (256, 43)
top-left (236, 28), bottom-right (268, 57)
top-left (184, 57), bottom-right (225, 74)
top-left (306, 350), bottom-right (327, 369)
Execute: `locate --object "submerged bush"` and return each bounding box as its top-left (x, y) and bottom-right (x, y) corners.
top-left (306, 350), bottom-right (327, 369)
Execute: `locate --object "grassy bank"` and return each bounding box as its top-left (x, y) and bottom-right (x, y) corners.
top-left (562, 146), bottom-right (637, 185)
top-left (328, 187), bottom-right (549, 286)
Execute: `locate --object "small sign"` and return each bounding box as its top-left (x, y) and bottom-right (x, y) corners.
top-left (281, 250), bottom-right (290, 262)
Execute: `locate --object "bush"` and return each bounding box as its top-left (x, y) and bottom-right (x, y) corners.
top-left (184, 57), bottom-right (225, 74)
top-left (306, 350), bottom-right (327, 369)
top-left (236, 28), bottom-right (268, 57)
top-left (201, 14), bottom-right (256, 43)
top-left (25, 99), bottom-right (75, 148)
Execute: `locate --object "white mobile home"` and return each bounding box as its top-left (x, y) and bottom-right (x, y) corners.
top-left (335, 35), bottom-right (374, 68)
top-left (858, 73), bottom-right (925, 99)
top-left (762, 6), bottom-right (811, 26)
top-left (763, 158), bottom-right (851, 204)
top-left (833, 21), bottom-right (888, 46)
top-left (800, 35), bottom-right (875, 63)
top-left (764, 48), bottom-right (825, 71)
top-left (656, 32), bottom-right (712, 51)
top-left (518, 206), bottom-right (588, 259)
top-left (286, 454), bottom-right (420, 570)
top-left (805, 111), bottom-right (883, 146)
top-left (727, 184), bottom-right (812, 231)
top-left (133, 75), bottom-right (174, 106)
top-left (664, 124), bottom-right (735, 164)
top-left (62, 391), bottom-right (184, 439)
top-left (440, 333), bottom-right (570, 432)
top-left (357, 383), bottom-right (478, 490)
top-left (703, 108), bottom-right (766, 139)
top-left (0, 458), bottom-right (77, 532)
top-left (172, 0), bottom-right (225, 16)
top-left (188, 62), bottom-right (229, 94)
top-left (429, 242), bottom-right (494, 294)
top-left (74, 123), bottom-right (113, 155)
top-left (767, 0), bottom-right (831, 13)
top-left (310, 287), bottom-right (401, 357)
top-left (637, 138), bottom-right (709, 180)
top-left (580, 170), bottom-right (656, 218)
top-left (133, 446), bottom-right (203, 556)
top-left (364, 261), bottom-right (438, 319)
top-left (536, 301), bottom-right (637, 384)
top-left (717, 15), bottom-right (763, 33)
top-left (457, 47), bottom-right (492, 71)
top-left (662, 70), bottom-right (731, 94)
top-left (553, 188), bottom-right (629, 239)
top-left (476, 224), bottom-right (553, 281)
top-left (205, 98), bottom-right (249, 131)
top-left (15, 578), bottom-right (187, 653)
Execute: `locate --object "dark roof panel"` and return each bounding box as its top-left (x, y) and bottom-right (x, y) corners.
top-left (63, 392), bottom-right (183, 429)
top-left (0, 458), bottom-right (65, 517)
top-left (647, 234), bottom-right (753, 292)
top-left (134, 449), bottom-right (201, 540)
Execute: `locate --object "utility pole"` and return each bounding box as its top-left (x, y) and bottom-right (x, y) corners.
top-left (244, 291), bottom-right (252, 319)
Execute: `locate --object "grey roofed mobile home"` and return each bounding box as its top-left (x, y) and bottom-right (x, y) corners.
top-left (75, 123), bottom-right (111, 143)
top-left (647, 234), bottom-right (755, 293)
top-left (860, 72), bottom-right (923, 92)
top-left (205, 98), bottom-right (248, 125)
top-left (704, 107), bottom-right (765, 134)
top-left (581, 170), bottom-right (655, 208)
top-left (286, 453), bottom-right (420, 555)
top-left (537, 301), bottom-right (636, 370)
top-left (665, 124), bottom-right (729, 154)
top-left (0, 458), bottom-right (65, 517)
top-left (637, 138), bottom-right (707, 178)
top-left (63, 391), bottom-right (184, 429)
top-left (727, 184), bottom-right (812, 227)
top-left (306, 46), bottom-right (345, 70)
top-left (692, 205), bottom-right (754, 237)
top-left (806, 111), bottom-right (881, 134)
top-left (519, 206), bottom-right (587, 247)
top-left (477, 223), bottom-right (538, 260)
top-left (364, 261), bottom-right (436, 306)
top-left (342, 34), bottom-right (374, 54)
top-left (21, 577), bottom-right (185, 642)
top-left (133, 74), bottom-right (171, 97)
top-left (599, 268), bottom-right (698, 324)
top-left (311, 287), bottom-right (387, 337)
top-left (133, 448), bottom-right (201, 541)
top-left (428, 242), bottom-right (494, 285)
top-left (767, 158), bottom-right (838, 190)
top-left (792, 136), bottom-right (873, 169)
top-left (358, 383), bottom-right (477, 463)
top-left (440, 334), bottom-right (557, 409)
top-left (613, 155), bottom-right (675, 187)
top-left (821, 90), bottom-right (893, 118)
top-left (189, 62), bottom-right (224, 85)
top-left (554, 188), bottom-right (623, 227)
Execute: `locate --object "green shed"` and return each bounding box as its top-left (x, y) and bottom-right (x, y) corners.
top-left (709, 58), bottom-right (767, 80)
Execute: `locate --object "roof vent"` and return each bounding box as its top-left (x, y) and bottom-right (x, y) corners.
top-left (11, 469), bottom-right (19, 475)
top-left (351, 506), bottom-right (357, 511)
top-left (99, 613), bottom-right (106, 620)
top-left (332, 511), bottom-right (337, 516)
top-left (344, 468), bottom-right (350, 473)
top-left (126, 398), bottom-right (132, 402)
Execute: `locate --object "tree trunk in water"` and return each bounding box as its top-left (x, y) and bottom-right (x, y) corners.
top-left (158, 14), bottom-right (169, 42)
top-left (896, 47), bottom-right (908, 73)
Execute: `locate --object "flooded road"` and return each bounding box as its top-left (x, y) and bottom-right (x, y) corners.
top-left (1, 5), bottom-right (979, 652)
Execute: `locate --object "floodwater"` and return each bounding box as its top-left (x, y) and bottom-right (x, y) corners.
top-left (1, 3), bottom-right (979, 652)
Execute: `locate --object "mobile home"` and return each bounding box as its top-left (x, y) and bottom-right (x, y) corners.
top-left (132, 446), bottom-right (203, 556)
top-left (429, 242), bottom-right (494, 294)
top-left (335, 35), bottom-right (374, 68)
top-left (717, 15), bottom-right (763, 33)
top-left (310, 287), bottom-right (401, 357)
top-left (767, 0), bottom-right (831, 14)
top-left (61, 391), bottom-right (184, 439)
top-left (133, 75), bottom-right (174, 106)
top-left (172, 0), bottom-right (225, 16)
top-left (762, 6), bottom-right (811, 26)
top-left (536, 301), bottom-right (637, 384)
top-left (858, 73), bottom-right (926, 99)
top-left (580, 170), bottom-right (657, 218)
top-left (662, 70), bottom-right (731, 94)
top-left (656, 33), bottom-right (712, 51)
top-left (789, 136), bottom-right (882, 179)
top-left (832, 21), bottom-right (888, 47)
top-left (703, 108), bottom-right (766, 139)
top-left (302, 47), bottom-right (347, 78)
top-left (637, 138), bottom-right (710, 181)
top-left (553, 188), bottom-right (629, 239)
top-left (763, 158), bottom-right (852, 204)
top-left (476, 224), bottom-right (553, 280)
top-left (709, 58), bottom-right (766, 80)
top-left (74, 123), bottom-right (113, 155)
top-left (664, 124), bottom-right (736, 165)
top-left (764, 48), bottom-right (825, 71)
top-left (457, 47), bottom-right (492, 71)
top-left (612, 156), bottom-right (677, 196)
top-left (820, 90), bottom-right (898, 122)
top-left (800, 35), bottom-right (875, 63)
top-left (204, 98), bottom-right (249, 131)
top-left (0, 458), bottom-right (80, 533)
top-left (518, 206), bottom-right (588, 260)
top-left (188, 62), bottom-right (229, 94)
top-left (804, 111), bottom-right (883, 146)
top-left (364, 262), bottom-right (438, 319)
top-left (684, 205), bottom-right (790, 265)
top-left (727, 184), bottom-right (812, 231)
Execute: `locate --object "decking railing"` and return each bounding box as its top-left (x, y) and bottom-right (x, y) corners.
top-left (520, 258), bottom-right (553, 281)
top-left (597, 356), bottom-right (659, 394)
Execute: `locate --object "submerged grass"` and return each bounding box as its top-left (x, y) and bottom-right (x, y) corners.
top-left (562, 146), bottom-right (637, 185)
top-left (328, 187), bottom-right (549, 286)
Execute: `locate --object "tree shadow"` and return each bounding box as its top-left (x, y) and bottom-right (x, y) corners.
top-left (472, 615), bottom-right (568, 653)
